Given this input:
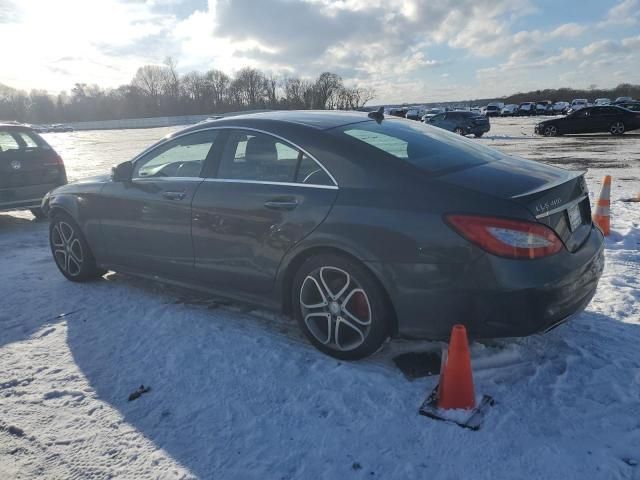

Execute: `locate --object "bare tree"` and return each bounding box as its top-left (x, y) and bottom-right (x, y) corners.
top-left (163, 57), bottom-right (181, 98)
top-left (265, 73), bottom-right (278, 107)
top-left (283, 77), bottom-right (313, 109)
top-left (314, 72), bottom-right (343, 109)
top-left (132, 65), bottom-right (167, 112)
top-left (234, 67), bottom-right (267, 107)
top-left (206, 69), bottom-right (230, 108)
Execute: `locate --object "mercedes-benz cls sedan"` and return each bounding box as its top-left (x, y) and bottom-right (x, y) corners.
top-left (42, 111), bottom-right (604, 360)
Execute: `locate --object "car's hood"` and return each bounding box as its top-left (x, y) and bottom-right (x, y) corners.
top-left (435, 155), bottom-right (585, 217)
top-left (52, 174), bottom-right (110, 193)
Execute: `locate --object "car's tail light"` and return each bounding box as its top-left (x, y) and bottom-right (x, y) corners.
top-left (43, 152), bottom-right (64, 167)
top-left (445, 215), bottom-right (563, 259)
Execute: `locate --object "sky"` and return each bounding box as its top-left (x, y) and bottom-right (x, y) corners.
top-left (1, 0), bottom-right (639, 103)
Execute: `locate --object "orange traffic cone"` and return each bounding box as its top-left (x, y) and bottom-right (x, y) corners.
top-left (437, 324), bottom-right (475, 410)
top-left (593, 175), bottom-right (611, 236)
top-left (419, 324), bottom-right (494, 429)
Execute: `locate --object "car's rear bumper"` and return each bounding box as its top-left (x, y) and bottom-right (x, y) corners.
top-left (368, 225), bottom-right (605, 340)
top-left (466, 124), bottom-right (491, 135)
top-left (0, 183), bottom-right (62, 212)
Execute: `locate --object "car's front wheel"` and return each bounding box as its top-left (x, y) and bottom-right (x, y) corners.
top-left (610, 121), bottom-right (625, 136)
top-left (543, 125), bottom-right (558, 136)
top-left (49, 212), bottom-right (105, 282)
top-left (453, 127), bottom-right (465, 135)
top-left (293, 253), bottom-right (392, 360)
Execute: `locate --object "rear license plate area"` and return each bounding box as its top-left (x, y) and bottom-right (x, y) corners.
top-left (567, 203), bottom-right (582, 231)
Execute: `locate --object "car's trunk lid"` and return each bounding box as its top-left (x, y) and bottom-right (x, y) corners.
top-left (437, 156), bottom-right (592, 252)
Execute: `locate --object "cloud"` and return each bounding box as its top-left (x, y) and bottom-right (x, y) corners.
top-left (598, 0), bottom-right (640, 27)
top-left (0, 0), bottom-right (636, 103)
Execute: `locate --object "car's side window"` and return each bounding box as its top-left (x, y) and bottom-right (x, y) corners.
top-left (218, 130), bottom-right (298, 183)
top-left (216, 130), bottom-right (335, 186)
top-left (133, 130), bottom-right (217, 179)
top-left (296, 154), bottom-right (334, 185)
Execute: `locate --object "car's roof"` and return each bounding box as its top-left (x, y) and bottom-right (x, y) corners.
top-left (193, 110), bottom-right (375, 131)
top-left (0, 123), bottom-right (34, 131)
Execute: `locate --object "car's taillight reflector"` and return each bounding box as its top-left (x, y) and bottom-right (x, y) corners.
top-left (43, 153), bottom-right (64, 167)
top-left (445, 215), bottom-right (563, 259)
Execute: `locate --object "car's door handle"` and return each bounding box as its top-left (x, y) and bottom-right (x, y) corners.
top-left (162, 191), bottom-right (186, 201)
top-left (264, 198), bottom-right (299, 211)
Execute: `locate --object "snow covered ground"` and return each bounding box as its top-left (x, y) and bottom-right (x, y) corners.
top-left (1, 117), bottom-right (639, 479)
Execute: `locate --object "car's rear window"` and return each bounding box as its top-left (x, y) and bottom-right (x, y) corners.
top-left (0, 131), bottom-right (20, 151)
top-left (336, 120), bottom-right (501, 175)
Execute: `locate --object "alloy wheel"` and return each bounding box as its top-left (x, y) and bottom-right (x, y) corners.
top-left (299, 266), bottom-right (372, 352)
top-left (51, 221), bottom-right (84, 277)
top-left (610, 121), bottom-right (625, 135)
top-left (543, 125), bottom-right (557, 136)
top-left (454, 127), bottom-right (464, 135)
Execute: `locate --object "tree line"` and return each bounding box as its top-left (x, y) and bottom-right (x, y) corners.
top-left (0, 59), bottom-right (375, 124)
top-left (500, 84), bottom-right (640, 105)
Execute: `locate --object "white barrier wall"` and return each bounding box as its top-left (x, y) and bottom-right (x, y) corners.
top-left (69, 114), bottom-right (214, 131)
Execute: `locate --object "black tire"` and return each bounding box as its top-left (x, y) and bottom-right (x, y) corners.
top-left (474, 132), bottom-right (484, 138)
top-left (30, 208), bottom-right (46, 220)
top-left (610, 121), bottom-right (625, 136)
top-left (293, 253), bottom-right (392, 360)
top-left (453, 127), bottom-right (465, 135)
top-left (49, 212), bottom-right (105, 282)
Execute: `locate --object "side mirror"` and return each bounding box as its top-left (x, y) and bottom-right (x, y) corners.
top-left (111, 161), bottom-right (133, 182)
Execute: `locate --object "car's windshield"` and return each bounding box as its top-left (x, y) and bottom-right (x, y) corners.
top-left (334, 119), bottom-right (502, 175)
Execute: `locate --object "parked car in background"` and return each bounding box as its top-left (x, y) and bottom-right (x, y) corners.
top-left (426, 110), bottom-right (490, 137)
top-left (41, 110), bottom-right (604, 360)
top-left (49, 124), bottom-right (74, 132)
top-left (570, 99), bottom-right (589, 111)
top-left (501, 104), bottom-right (519, 116)
top-left (23, 124), bottom-right (50, 133)
top-left (535, 106), bottom-right (640, 136)
top-left (552, 102), bottom-right (570, 115)
top-left (614, 96), bottom-right (633, 103)
top-left (517, 102), bottom-right (536, 116)
top-left (405, 107), bottom-right (426, 121)
top-left (615, 101), bottom-right (640, 112)
top-left (484, 103), bottom-right (503, 117)
top-left (387, 108), bottom-right (407, 118)
top-left (594, 98), bottom-right (611, 106)
top-left (0, 124), bottom-right (67, 219)
top-left (536, 101), bottom-right (553, 115)
top-left (421, 108), bottom-right (445, 122)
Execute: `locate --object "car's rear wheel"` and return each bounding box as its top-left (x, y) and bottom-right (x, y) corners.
top-left (453, 127), bottom-right (464, 135)
top-left (610, 121), bottom-right (625, 136)
top-left (543, 125), bottom-right (558, 136)
top-left (293, 253), bottom-right (392, 360)
top-left (30, 208), bottom-right (46, 220)
top-left (49, 212), bottom-right (104, 282)
top-left (474, 132), bottom-right (484, 138)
